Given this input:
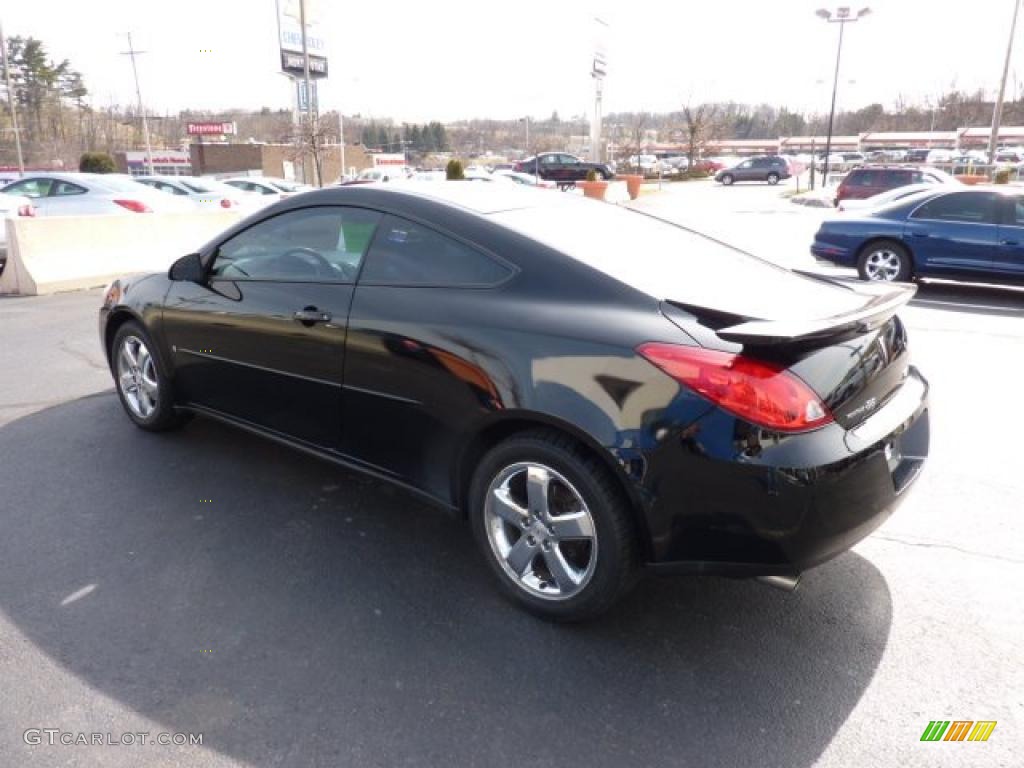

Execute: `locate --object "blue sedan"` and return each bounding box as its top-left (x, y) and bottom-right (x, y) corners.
top-left (812, 187), bottom-right (1024, 283)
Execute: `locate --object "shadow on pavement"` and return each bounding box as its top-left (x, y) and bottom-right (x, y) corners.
top-left (911, 279), bottom-right (1024, 317)
top-left (0, 394), bottom-right (892, 768)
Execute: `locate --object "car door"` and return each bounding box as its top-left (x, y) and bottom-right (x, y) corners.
top-left (903, 191), bottom-right (1000, 275)
top-left (341, 214), bottom-right (515, 501)
top-left (995, 193), bottom-right (1024, 278)
top-left (538, 154), bottom-right (562, 182)
top-left (733, 159), bottom-right (755, 181)
top-left (160, 205), bottom-right (382, 448)
top-left (558, 154), bottom-right (584, 181)
top-left (2, 177), bottom-right (55, 214)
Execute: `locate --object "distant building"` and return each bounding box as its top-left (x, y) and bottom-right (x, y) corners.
top-left (114, 150), bottom-right (193, 176)
top-left (189, 142), bottom-right (372, 183)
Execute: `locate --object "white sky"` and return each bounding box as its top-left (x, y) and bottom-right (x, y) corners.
top-left (3, 0), bottom-right (1021, 123)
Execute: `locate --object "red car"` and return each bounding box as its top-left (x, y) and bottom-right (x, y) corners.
top-left (834, 167), bottom-right (926, 205)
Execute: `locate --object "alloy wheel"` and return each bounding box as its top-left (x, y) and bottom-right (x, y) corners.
top-left (483, 462), bottom-right (598, 601)
top-left (117, 335), bottom-right (159, 418)
top-left (863, 249), bottom-right (902, 281)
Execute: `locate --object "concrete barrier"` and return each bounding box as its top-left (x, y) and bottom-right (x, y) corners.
top-left (0, 211), bottom-right (242, 296)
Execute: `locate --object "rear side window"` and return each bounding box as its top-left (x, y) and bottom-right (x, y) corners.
top-left (851, 170), bottom-right (878, 186)
top-left (52, 181), bottom-right (87, 196)
top-left (360, 215), bottom-right (512, 287)
top-left (911, 192), bottom-right (998, 224)
top-left (1011, 196), bottom-right (1024, 226)
top-left (879, 170), bottom-right (912, 185)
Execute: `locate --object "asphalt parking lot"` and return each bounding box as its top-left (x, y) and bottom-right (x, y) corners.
top-left (1, 182), bottom-right (1022, 767)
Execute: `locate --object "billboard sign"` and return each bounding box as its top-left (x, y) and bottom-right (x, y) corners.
top-left (373, 154), bottom-right (406, 167)
top-left (296, 80), bottom-right (319, 112)
top-left (277, 0), bottom-right (328, 74)
top-left (187, 122), bottom-right (237, 136)
top-left (280, 50), bottom-right (328, 78)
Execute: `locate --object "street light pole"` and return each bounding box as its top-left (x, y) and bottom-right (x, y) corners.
top-left (121, 32), bottom-right (154, 176)
top-left (987, 0), bottom-right (1022, 163)
top-left (815, 7), bottom-right (871, 182)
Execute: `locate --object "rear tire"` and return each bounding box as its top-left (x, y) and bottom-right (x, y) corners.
top-left (767, 172), bottom-right (780, 185)
top-left (720, 174), bottom-right (734, 186)
top-left (857, 240), bottom-right (912, 282)
top-left (111, 321), bottom-right (187, 432)
top-left (469, 431), bottom-right (639, 621)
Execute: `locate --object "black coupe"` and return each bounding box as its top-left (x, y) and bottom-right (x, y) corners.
top-left (100, 183), bottom-right (929, 620)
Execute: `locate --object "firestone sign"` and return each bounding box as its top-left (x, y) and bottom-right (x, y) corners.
top-left (186, 122), bottom-right (237, 136)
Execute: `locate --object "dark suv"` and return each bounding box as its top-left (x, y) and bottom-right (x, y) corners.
top-left (715, 156), bottom-right (791, 185)
top-left (834, 167), bottom-right (926, 205)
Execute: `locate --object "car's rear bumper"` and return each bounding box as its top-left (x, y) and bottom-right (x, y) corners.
top-left (811, 240), bottom-right (855, 266)
top-left (639, 367), bottom-right (930, 576)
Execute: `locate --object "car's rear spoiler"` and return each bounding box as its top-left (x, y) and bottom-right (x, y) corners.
top-left (715, 279), bottom-right (916, 345)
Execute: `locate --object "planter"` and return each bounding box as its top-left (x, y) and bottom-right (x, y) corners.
top-left (954, 174), bottom-right (988, 185)
top-left (622, 174), bottom-right (643, 200)
top-left (579, 180), bottom-right (609, 201)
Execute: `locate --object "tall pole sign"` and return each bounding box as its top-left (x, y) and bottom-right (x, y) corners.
top-left (276, 0), bottom-right (328, 185)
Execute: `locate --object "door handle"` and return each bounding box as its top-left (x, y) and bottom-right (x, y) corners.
top-left (910, 232), bottom-right (930, 238)
top-left (293, 307), bottom-right (332, 324)
top-left (1000, 240), bottom-right (1019, 246)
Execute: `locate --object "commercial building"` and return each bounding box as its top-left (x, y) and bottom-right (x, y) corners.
top-left (643, 126), bottom-right (1024, 157)
top-left (189, 142), bottom-right (372, 183)
top-left (114, 150), bottom-right (193, 176)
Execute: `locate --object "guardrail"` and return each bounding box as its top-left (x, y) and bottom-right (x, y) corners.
top-left (0, 211), bottom-right (241, 296)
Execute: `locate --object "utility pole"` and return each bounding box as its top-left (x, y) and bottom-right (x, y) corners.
top-left (987, 0), bottom-right (1022, 164)
top-left (121, 33), bottom-right (154, 175)
top-left (0, 20), bottom-right (25, 175)
top-left (299, 0), bottom-right (320, 187)
top-left (338, 109), bottom-right (346, 181)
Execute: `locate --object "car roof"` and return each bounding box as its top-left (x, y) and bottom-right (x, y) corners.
top-left (356, 181), bottom-right (568, 214)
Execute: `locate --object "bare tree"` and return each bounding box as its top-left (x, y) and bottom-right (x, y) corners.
top-left (681, 102), bottom-right (718, 167)
top-left (616, 112), bottom-right (649, 173)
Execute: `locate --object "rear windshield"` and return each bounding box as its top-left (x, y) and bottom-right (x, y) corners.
top-left (490, 203), bottom-right (865, 320)
top-left (180, 179), bottom-right (214, 193)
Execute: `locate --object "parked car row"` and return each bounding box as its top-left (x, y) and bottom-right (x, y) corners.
top-left (0, 172), bottom-right (314, 217)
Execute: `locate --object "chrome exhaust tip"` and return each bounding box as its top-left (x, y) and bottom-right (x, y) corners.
top-left (756, 574), bottom-right (801, 592)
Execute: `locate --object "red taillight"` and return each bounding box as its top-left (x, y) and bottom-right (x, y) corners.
top-left (17, 204), bottom-right (36, 217)
top-left (113, 199), bottom-right (152, 213)
top-left (637, 343), bottom-right (833, 432)
top-left (220, 198), bottom-right (236, 208)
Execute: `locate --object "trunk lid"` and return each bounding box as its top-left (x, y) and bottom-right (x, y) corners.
top-left (663, 275), bottom-right (916, 430)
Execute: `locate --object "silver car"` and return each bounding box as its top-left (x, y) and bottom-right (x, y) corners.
top-left (135, 175), bottom-right (258, 212)
top-left (1, 173), bottom-right (192, 216)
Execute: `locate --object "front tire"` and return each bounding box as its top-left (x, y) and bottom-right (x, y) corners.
top-left (720, 173), bottom-right (734, 186)
top-left (857, 240), bottom-right (911, 282)
top-left (111, 321), bottom-right (187, 431)
top-left (469, 431), bottom-right (639, 621)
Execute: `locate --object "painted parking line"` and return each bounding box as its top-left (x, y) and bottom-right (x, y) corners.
top-left (912, 298), bottom-right (1024, 312)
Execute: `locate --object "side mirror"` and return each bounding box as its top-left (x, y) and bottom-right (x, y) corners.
top-left (169, 252), bottom-right (205, 283)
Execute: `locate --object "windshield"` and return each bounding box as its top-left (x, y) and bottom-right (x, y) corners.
top-left (491, 202), bottom-right (866, 320)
